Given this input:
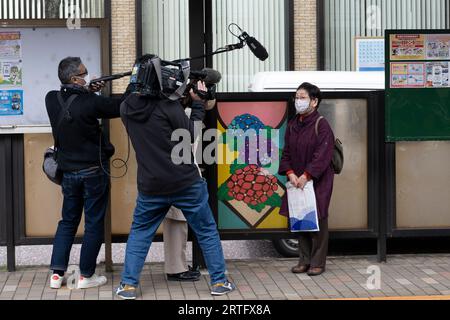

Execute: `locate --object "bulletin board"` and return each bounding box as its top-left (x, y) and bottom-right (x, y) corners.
top-left (385, 30), bottom-right (450, 141)
top-left (0, 20), bottom-right (110, 134)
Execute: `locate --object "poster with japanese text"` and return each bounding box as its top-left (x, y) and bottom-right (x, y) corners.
top-left (390, 34), bottom-right (425, 60)
top-left (425, 62), bottom-right (449, 88)
top-left (0, 60), bottom-right (23, 85)
top-left (390, 63), bottom-right (425, 88)
top-left (0, 90), bottom-right (23, 116)
top-left (355, 37), bottom-right (385, 71)
top-left (0, 32), bottom-right (22, 60)
top-left (426, 34), bottom-right (450, 60)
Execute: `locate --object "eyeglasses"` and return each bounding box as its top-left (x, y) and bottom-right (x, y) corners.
top-left (73, 69), bottom-right (89, 78)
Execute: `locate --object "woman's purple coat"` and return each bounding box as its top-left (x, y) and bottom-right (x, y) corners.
top-left (278, 110), bottom-right (335, 220)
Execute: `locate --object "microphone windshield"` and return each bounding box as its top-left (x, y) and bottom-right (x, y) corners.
top-left (202, 68), bottom-right (222, 86)
top-left (246, 36), bottom-right (269, 61)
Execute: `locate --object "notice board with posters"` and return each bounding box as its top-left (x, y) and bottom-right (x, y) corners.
top-left (0, 21), bottom-right (106, 134)
top-left (385, 30), bottom-right (450, 141)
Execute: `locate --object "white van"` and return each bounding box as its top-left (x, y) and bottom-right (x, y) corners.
top-left (248, 71), bottom-right (385, 92)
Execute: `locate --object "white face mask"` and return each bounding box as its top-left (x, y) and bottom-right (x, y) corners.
top-left (82, 74), bottom-right (91, 87)
top-left (74, 73), bottom-right (90, 88)
top-left (295, 99), bottom-right (311, 114)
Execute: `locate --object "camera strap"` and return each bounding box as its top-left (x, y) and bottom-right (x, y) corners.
top-left (152, 57), bottom-right (190, 101)
top-left (54, 92), bottom-right (78, 149)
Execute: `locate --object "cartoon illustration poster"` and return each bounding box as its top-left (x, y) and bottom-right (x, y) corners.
top-left (390, 34), bottom-right (426, 60)
top-left (0, 60), bottom-right (23, 85)
top-left (426, 34), bottom-right (450, 60)
top-left (0, 90), bottom-right (23, 116)
top-left (390, 63), bottom-right (425, 88)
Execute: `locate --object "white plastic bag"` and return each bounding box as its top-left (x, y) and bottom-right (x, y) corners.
top-left (286, 181), bottom-right (320, 232)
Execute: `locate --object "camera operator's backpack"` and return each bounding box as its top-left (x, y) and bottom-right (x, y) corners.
top-left (315, 116), bottom-right (344, 175)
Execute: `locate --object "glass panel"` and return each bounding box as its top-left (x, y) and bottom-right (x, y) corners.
top-left (141, 0), bottom-right (190, 61)
top-left (321, 99), bottom-right (369, 230)
top-left (212, 0), bottom-right (287, 92)
top-left (396, 141), bottom-right (450, 229)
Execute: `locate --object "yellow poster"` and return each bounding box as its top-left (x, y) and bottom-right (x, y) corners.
top-left (390, 34), bottom-right (425, 60)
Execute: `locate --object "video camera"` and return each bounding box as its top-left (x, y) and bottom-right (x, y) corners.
top-left (127, 55), bottom-right (220, 101)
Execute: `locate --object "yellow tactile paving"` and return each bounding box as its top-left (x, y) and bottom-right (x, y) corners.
top-left (329, 295), bottom-right (450, 301)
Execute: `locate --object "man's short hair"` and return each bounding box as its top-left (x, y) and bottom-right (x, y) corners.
top-left (58, 57), bottom-right (82, 84)
top-left (297, 82), bottom-right (322, 108)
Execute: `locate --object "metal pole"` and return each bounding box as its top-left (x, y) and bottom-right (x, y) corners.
top-left (377, 91), bottom-right (387, 263)
top-left (104, 0), bottom-right (113, 273)
top-left (104, 194), bottom-right (113, 272)
top-left (2, 136), bottom-right (16, 272)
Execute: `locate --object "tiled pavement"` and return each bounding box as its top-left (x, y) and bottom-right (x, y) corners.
top-left (1, 254), bottom-right (450, 300)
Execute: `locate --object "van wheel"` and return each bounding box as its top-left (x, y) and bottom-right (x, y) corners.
top-left (272, 239), bottom-right (299, 257)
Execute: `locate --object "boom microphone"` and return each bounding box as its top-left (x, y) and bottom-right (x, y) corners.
top-left (90, 71), bottom-right (132, 84)
top-left (241, 32), bottom-right (269, 61)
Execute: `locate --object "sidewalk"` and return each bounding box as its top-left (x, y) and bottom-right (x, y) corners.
top-left (1, 254), bottom-right (450, 300)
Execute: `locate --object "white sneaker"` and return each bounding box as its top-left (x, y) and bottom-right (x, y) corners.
top-left (50, 274), bottom-right (64, 289)
top-left (77, 274), bottom-right (108, 289)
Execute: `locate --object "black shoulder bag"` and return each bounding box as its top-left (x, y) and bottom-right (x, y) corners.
top-left (315, 116), bottom-right (344, 175)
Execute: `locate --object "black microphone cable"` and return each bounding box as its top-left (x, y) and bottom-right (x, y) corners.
top-left (99, 118), bottom-right (131, 180)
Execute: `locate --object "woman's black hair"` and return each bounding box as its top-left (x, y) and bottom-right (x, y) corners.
top-left (297, 82), bottom-right (322, 108)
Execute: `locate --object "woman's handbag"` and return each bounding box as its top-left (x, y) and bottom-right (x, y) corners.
top-left (42, 93), bottom-right (78, 185)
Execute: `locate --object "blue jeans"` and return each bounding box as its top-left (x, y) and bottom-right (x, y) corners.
top-left (50, 166), bottom-right (109, 277)
top-left (121, 178), bottom-right (227, 287)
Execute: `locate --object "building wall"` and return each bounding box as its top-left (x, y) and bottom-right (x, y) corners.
top-left (111, 0), bottom-right (136, 94)
top-left (293, 0), bottom-right (318, 70)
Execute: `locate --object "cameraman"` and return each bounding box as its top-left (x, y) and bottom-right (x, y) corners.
top-left (45, 57), bottom-right (131, 290)
top-left (115, 55), bottom-right (235, 300)
top-left (163, 95), bottom-right (216, 283)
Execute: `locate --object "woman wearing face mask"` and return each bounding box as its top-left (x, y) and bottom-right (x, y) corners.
top-left (278, 82), bottom-right (335, 276)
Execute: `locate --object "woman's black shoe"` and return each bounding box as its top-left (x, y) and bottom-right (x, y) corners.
top-left (167, 269), bottom-right (201, 282)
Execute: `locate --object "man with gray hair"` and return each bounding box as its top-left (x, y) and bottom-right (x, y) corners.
top-left (45, 56), bottom-right (131, 290)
